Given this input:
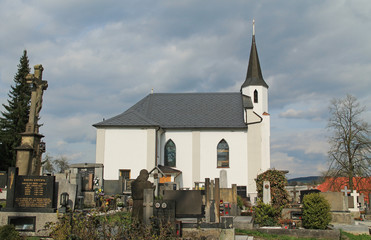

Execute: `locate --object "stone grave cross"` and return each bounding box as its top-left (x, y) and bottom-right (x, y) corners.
top-left (292, 186), bottom-right (299, 203)
top-left (349, 190), bottom-right (360, 211)
top-left (341, 186), bottom-right (351, 210)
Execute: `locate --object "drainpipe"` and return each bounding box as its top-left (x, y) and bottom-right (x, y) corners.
top-left (246, 110), bottom-right (263, 125)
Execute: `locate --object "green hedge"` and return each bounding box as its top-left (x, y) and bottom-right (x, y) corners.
top-left (253, 200), bottom-right (280, 226)
top-left (302, 193), bottom-right (331, 229)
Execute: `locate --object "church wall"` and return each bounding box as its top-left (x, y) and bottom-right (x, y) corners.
top-left (199, 131), bottom-right (249, 189)
top-left (247, 123), bottom-right (262, 195)
top-left (261, 115), bottom-right (270, 171)
top-left (103, 128), bottom-right (153, 180)
top-left (96, 128), bottom-right (105, 165)
top-left (160, 131), bottom-right (193, 188)
top-left (159, 130), bottom-right (249, 189)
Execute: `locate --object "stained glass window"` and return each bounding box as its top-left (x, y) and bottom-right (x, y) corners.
top-left (165, 139), bottom-right (176, 167)
top-left (217, 139), bottom-right (229, 168)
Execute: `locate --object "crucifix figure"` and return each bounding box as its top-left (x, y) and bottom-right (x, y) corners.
top-left (15, 64), bottom-right (48, 176)
top-left (25, 64), bottom-right (48, 134)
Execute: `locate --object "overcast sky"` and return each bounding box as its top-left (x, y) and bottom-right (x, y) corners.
top-left (0, 0), bottom-right (370, 179)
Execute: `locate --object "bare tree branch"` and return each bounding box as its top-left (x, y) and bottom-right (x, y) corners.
top-left (326, 94), bottom-right (370, 191)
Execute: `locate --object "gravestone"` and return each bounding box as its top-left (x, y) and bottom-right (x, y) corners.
top-left (0, 167), bottom-right (58, 236)
top-left (341, 186), bottom-right (351, 209)
top-left (291, 186), bottom-right (299, 203)
top-left (263, 181), bottom-right (271, 204)
top-left (349, 190), bottom-right (359, 211)
top-left (5, 168), bottom-right (56, 212)
top-left (56, 179), bottom-right (77, 210)
top-left (163, 190), bottom-right (203, 218)
top-left (359, 194), bottom-right (365, 210)
top-left (220, 170), bottom-right (228, 188)
top-left (348, 196), bottom-right (354, 209)
top-left (299, 189), bottom-right (320, 203)
top-left (0, 171), bottom-right (7, 188)
top-left (320, 192), bottom-right (353, 224)
top-left (143, 188), bottom-right (154, 225)
top-left (348, 190), bottom-right (361, 219)
top-left (321, 192), bottom-right (347, 211)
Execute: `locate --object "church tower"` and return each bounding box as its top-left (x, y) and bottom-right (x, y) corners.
top-left (243, 20), bottom-right (270, 200)
top-left (241, 20), bottom-right (269, 116)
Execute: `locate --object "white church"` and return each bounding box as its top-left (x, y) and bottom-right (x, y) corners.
top-left (94, 27), bottom-right (270, 199)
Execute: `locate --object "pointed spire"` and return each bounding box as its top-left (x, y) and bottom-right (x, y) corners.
top-left (241, 20), bottom-right (268, 89)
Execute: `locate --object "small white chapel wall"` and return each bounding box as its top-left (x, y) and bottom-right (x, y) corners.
top-left (103, 128), bottom-right (150, 180)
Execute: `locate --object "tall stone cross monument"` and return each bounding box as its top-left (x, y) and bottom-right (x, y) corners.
top-left (15, 64), bottom-right (48, 176)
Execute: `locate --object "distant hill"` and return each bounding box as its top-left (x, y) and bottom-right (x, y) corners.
top-left (287, 176), bottom-right (322, 185)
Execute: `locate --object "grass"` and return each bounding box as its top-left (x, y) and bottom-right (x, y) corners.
top-left (235, 229), bottom-right (318, 240)
top-left (340, 230), bottom-right (371, 240)
top-left (236, 229), bottom-right (371, 240)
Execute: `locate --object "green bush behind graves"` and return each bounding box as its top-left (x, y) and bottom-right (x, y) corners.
top-left (302, 193), bottom-right (331, 229)
top-left (253, 200), bottom-right (281, 226)
top-left (47, 210), bottom-right (174, 240)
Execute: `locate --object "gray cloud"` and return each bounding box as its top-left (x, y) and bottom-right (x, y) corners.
top-left (1, 1), bottom-right (370, 177)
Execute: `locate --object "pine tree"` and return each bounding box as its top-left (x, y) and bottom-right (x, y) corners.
top-left (0, 50), bottom-right (31, 171)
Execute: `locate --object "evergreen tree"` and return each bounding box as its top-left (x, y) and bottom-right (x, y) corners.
top-left (0, 50), bottom-right (31, 171)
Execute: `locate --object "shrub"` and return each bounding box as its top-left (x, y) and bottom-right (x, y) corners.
top-left (48, 210), bottom-right (175, 240)
top-left (256, 169), bottom-right (290, 209)
top-left (0, 225), bottom-right (23, 240)
top-left (302, 193), bottom-right (331, 229)
top-left (253, 200), bottom-right (280, 226)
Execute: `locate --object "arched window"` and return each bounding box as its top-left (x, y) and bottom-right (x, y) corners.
top-left (217, 139), bottom-right (229, 168)
top-left (254, 89), bottom-right (258, 103)
top-left (164, 139), bottom-right (176, 167)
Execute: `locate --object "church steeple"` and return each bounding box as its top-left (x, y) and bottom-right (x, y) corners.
top-left (241, 20), bottom-right (268, 90)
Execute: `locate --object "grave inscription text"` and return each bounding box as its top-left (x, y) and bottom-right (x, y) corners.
top-left (14, 176), bottom-right (54, 209)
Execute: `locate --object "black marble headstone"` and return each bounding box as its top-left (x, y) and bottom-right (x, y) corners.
top-left (299, 189), bottom-right (321, 203)
top-left (5, 167), bottom-right (56, 212)
top-left (163, 190), bottom-right (203, 218)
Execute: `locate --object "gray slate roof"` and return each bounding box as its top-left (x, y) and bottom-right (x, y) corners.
top-left (94, 92), bottom-right (251, 129)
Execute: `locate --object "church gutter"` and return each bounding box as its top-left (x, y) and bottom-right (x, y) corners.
top-left (246, 111), bottom-right (263, 125)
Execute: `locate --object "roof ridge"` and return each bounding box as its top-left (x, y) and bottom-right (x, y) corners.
top-left (150, 92), bottom-right (241, 95)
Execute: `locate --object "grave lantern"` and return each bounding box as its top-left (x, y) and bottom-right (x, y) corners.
top-left (60, 192), bottom-right (69, 207)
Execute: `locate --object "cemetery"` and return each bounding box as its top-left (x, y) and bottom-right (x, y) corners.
top-left (0, 30), bottom-right (370, 239)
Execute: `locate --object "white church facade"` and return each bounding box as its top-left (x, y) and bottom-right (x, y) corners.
top-left (94, 29), bottom-right (270, 198)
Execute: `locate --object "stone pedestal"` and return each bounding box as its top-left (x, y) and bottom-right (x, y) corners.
top-left (15, 132), bottom-right (44, 176)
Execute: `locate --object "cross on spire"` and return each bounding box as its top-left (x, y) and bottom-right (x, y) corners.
top-left (253, 19), bottom-right (255, 36)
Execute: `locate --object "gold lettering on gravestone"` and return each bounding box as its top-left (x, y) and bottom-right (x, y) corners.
top-left (15, 197), bottom-right (51, 208)
top-left (21, 178), bottom-right (47, 196)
